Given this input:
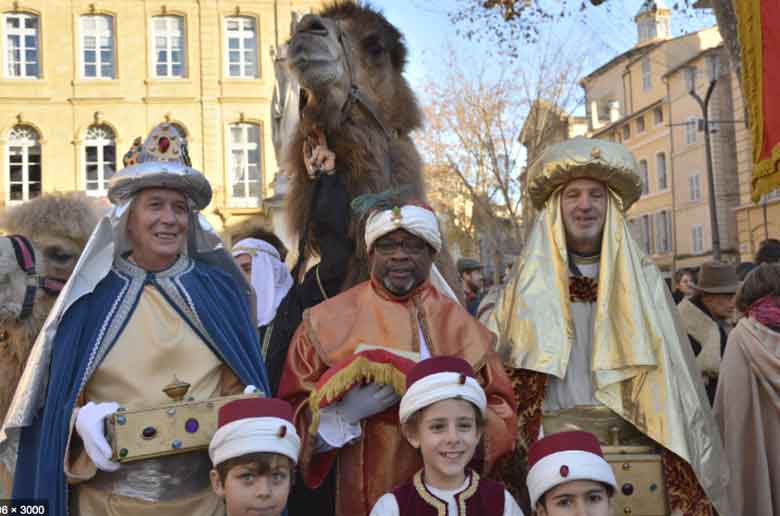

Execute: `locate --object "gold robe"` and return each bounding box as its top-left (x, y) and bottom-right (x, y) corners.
top-left (278, 279), bottom-right (517, 516)
top-left (64, 286), bottom-right (243, 516)
top-left (489, 190), bottom-right (730, 515)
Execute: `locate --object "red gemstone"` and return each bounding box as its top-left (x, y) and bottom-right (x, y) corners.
top-left (159, 136), bottom-right (170, 153)
top-left (560, 465), bottom-right (569, 478)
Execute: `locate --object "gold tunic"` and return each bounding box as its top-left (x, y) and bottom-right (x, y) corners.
top-left (65, 286), bottom-right (239, 516)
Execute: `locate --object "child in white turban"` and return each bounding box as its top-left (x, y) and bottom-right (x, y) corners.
top-left (370, 356), bottom-right (524, 516)
top-left (209, 397), bottom-right (301, 516)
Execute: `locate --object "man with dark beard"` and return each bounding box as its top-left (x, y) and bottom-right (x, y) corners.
top-left (277, 200), bottom-right (517, 516)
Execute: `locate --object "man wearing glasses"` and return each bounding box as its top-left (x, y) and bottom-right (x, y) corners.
top-left (277, 199), bottom-right (517, 516)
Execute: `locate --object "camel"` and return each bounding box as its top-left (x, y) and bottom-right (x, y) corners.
top-left (282, 0), bottom-right (461, 294)
top-left (0, 193), bottom-right (100, 423)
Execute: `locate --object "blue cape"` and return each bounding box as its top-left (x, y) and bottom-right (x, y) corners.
top-left (12, 257), bottom-right (270, 511)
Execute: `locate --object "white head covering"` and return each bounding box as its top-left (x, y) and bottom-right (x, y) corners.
top-left (209, 398), bottom-right (301, 466)
top-left (365, 205), bottom-right (442, 254)
top-left (526, 431), bottom-right (617, 508)
top-left (398, 356), bottom-right (487, 424)
top-left (232, 238), bottom-right (293, 327)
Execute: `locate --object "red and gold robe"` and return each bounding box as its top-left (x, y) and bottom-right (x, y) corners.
top-left (278, 279), bottom-right (517, 516)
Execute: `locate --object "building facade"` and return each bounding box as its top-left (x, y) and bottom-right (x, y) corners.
top-left (579, 0), bottom-right (738, 274)
top-left (0, 0), bottom-right (323, 242)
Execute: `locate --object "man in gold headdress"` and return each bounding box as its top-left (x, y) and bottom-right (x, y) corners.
top-left (489, 137), bottom-right (730, 515)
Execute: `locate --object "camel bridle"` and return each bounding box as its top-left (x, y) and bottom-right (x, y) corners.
top-left (334, 23), bottom-right (397, 143)
top-left (7, 234), bottom-right (66, 320)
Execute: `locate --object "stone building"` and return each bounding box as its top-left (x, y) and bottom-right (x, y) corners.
top-left (0, 0), bottom-right (323, 242)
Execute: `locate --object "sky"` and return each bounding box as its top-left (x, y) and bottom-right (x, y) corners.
top-left (367, 1), bottom-right (717, 172)
top-left (370, 0), bottom-right (717, 94)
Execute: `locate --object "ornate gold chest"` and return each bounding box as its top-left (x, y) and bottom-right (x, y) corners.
top-left (106, 377), bottom-right (258, 463)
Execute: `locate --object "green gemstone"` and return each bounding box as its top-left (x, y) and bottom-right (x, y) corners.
top-left (119, 448), bottom-right (128, 458)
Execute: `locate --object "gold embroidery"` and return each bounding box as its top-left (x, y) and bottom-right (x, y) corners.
top-left (456, 471), bottom-right (480, 516)
top-left (413, 470), bottom-right (447, 516)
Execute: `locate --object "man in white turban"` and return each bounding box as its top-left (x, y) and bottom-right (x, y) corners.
top-left (232, 236), bottom-right (293, 350)
top-left (277, 200), bottom-right (517, 516)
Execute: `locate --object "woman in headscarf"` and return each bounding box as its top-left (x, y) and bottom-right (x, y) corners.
top-left (714, 263), bottom-right (780, 516)
top-left (232, 233), bottom-right (293, 353)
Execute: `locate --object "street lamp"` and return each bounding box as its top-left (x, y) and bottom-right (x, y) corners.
top-left (689, 78), bottom-right (721, 262)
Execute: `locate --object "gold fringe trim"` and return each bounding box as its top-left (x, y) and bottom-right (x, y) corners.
top-left (735, 0), bottom-right (780, 201)
top-left (308, 357), bottom-right (408, 435)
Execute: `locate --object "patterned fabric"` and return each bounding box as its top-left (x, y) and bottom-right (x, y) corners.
top-left (391, 470), bottom-right (504, 516)
top-left (495, 367), bottom-right (548, 513)
top-left (662, 449), bottom-right (714, 516)
top-left (748, 295), bottom-right (780, 330)
top-left (568, 276), bottom-right (598, 303)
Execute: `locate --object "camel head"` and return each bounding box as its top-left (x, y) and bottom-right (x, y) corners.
top-left (0, 193), bottom-right (100, 324)
top-left (0, 236), bottom-right (30, 323)
top-left (286, 1), bottom-right (421, 134)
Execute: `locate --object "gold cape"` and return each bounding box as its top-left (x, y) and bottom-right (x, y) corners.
top-left (488, 190), bottom-right (730, 514)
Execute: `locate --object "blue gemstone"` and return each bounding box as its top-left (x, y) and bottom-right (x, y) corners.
top-left (650, 483), bottom-right (658, 492)
top-left (116, 415), bottom-right (126, 425)
top-left (172, 439), bottom-right (182, 449)
top-left (142, 426), bottom-right (157, 439)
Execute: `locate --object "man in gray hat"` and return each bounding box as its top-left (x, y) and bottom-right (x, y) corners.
top-left (678, 261), bottom-right (739, 404)
top-left (2, 124), bottom-right (270, 516)
top-left (457, 257), bottom-right (484, 316)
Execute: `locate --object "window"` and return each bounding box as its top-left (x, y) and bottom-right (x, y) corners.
top-left (656, 152), bottom-right (667, 190)
top-left (684, 67), bottom-right (697, 92)
top-left (80, 15), bottom-right (114, 79)
top-left (654, 210), bottom-right (672, 253)
top-left (225, 16), bottom-right (258, 78)
top-left (641, 57), bottom-right (651, 91)
top-left (229, 123), bottom-right (261, 206)
top-left (4, 13), bottom-right (39, 78)
top-left (692, 224), bottom-right (704, 254)
top-left (685, 116), bottom-right (697, 145)
top-left (84, 124), bottom-right (116, 196)
top-left (639, 159), bottom-right (649, 195)
top-left (707, 54), bottom-right (720, 82)
top-left (639, 214), bottom-right (652, 254)
top-left (7, 125), bottom-right (40, 202)
top-left (622, 125), bottom-right (630, 140)
top-left (152, 16), bottom-right (185, 78)
top-left (636, 115), bottom-right (645, 134)
top-left (689, 173), bottom-right (701, 202)
top-left (653, 106), bottom-right (663, 125)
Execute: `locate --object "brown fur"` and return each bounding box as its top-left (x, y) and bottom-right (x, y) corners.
top-left (0, 192), bottom-right (100, 421)
top-left (283, 1), bottom-right (460, 291)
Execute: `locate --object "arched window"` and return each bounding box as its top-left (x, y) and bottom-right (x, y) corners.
top-left (7, 125), bottom-right (40, 202)
top-left (84, 124), bottom-right (116, 196)
top-left (228, 122), bottom-right (261, 206)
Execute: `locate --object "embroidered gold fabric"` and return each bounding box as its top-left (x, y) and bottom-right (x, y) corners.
top-left (487, 190), bottom-right (730, 514)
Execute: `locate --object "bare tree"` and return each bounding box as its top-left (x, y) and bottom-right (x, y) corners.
top-left (450, 0), bottom-right (740, 76)
top-left (418, 40), bottom-right (586, 279)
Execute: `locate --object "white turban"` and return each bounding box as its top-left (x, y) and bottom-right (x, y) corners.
top-left (209, 417), bottom-right (301, 466)
top-left (232, 238), bottom-right (293, 327)
top-left (365, 205), bottom-right (442, 253)
top-left (399, 371), bottom-right (487, 424)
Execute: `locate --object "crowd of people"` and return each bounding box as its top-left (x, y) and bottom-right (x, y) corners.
top-left (1, 123), bottom-right (779, 516)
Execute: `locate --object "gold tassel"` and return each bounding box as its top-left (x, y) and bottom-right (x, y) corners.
top-left (308, 357), bottom-right (408, 435)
